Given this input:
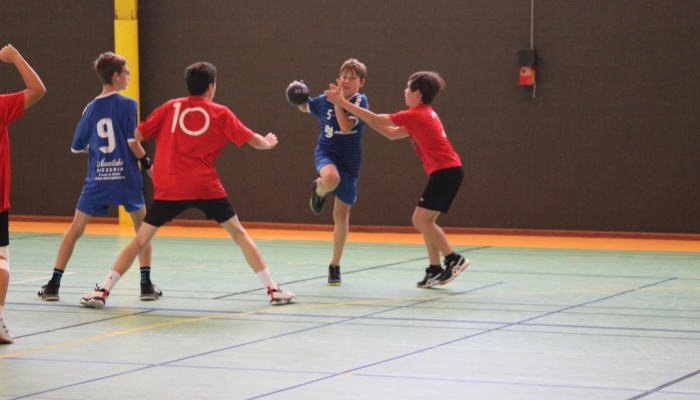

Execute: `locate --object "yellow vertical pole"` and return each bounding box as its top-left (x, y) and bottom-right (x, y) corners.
top-left (114, 0), bottom-right (139, 227)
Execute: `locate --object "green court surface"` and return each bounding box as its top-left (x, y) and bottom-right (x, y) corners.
top-left (1, 231), bottom-right (699, 399)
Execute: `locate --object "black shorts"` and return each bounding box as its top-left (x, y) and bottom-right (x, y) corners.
top-left (418, 166), bottom-right (464, 214)
top-left (144, 198), bottom-right (236, 227)
top-left (0, 210), bottom-right (8, 246)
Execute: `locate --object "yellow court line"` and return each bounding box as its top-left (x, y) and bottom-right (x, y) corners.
top-left (2, 285), bottom-right (698, 360)
top-left (10, 221), bottom-right (700, 252)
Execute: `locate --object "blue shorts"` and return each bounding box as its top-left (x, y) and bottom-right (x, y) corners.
top-left (315, 154), bottom-right (358, 206)
top-left (76, 197), bottom-right (145, 216)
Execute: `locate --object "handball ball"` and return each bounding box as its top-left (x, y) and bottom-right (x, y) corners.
top-left (286, 82), bottom-right (309, 106)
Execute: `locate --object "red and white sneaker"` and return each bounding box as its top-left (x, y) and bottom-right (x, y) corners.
top-left (0, 317), bottom-right (14, 344)
top-left (80, 285), bottom-right (110, 309)
top-left (267, 285), bottom-right (296, 305)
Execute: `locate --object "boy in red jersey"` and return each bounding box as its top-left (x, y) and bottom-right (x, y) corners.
top-left (80, 62), bottom-right (295, 308)
top-left (325, 71), bottom-right (468, 289)
top-left (0, 44), bottom-right (46, 343)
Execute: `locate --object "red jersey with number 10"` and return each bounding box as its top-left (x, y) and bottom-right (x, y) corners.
top-left (389, 103), bottom-right (461, 176)
top-left (137, 96), bottom-right (255, 200)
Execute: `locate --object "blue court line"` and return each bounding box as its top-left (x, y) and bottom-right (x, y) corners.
top-left (350, 372), bottom-right (700, 397)
top-left (7, 356), bottom-right (700, 397)
top-left (8, 282), bottom-right (502, 399)
top-left (247, 277), bottom-right (678, 399)
top-left (8, 292), bottom-right (700, 340)
top-left (627, 367), bottom-right (700, 400)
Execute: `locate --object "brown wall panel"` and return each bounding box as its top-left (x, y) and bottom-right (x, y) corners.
top-left (0, 1), bottom-right (115, 216)
top-left (2, 1), bottom-right (699, 233)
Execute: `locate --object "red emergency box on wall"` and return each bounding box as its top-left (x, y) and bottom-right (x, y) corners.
top-left (518, 49), bottom-right (537, 86)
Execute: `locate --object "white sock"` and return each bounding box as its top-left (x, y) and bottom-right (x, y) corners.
top-left (100, 271), bottom-right (121, 292)
top-left (0, 305), bottom-right (4, 319)
top-left (256, 269), bottom-right (277, 290)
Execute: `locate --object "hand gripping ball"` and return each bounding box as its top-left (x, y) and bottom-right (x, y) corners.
top-left (286, 82), bottom-right (310, 106)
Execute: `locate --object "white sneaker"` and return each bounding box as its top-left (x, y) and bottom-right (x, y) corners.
top-left (267, 285), bottom-right (296, 305)
top-left (0, 317), bottom-right (14, 344)
top-left (80, 285), bottom-right (109, 309)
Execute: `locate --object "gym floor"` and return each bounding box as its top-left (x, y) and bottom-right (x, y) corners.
top-left (1, 221), bottom-right (699, 399)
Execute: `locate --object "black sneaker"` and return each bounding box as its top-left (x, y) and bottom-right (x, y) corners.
top-left (439, 254), bottom-right (470, 285)
top-left (310, 181), bottom-right (327, 214)
top-left (417, 265), bottom-right (444, 288)
top-left (328, 265), bottom-right (341, 286)
top-left (38, 283), bottom-right (60, 301)
top-left (140, 283), bottom-right (163, 301)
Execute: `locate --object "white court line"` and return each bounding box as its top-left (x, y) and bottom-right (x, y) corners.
top-left (10, 272), bottom-right (76, 285)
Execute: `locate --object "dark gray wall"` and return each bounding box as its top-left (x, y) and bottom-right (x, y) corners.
top-left (2, 1), bottom-right (699, 233)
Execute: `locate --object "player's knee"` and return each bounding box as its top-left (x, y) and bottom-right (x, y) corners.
top-left (333, 206), bottom-right (350, 222)
top-left (411, 214), bottom-right (427, 231)
top-left (133, 236), bottom-right (151, 252)
top-left (321, 174), bottom-right (341, 190)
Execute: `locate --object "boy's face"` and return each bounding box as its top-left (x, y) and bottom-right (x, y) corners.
top-left (404, 80), bottom-right (422, 107)
top-left (338, 69), bottom-right (365, 99)
top-left (115, 63), bottom-right (130, 91)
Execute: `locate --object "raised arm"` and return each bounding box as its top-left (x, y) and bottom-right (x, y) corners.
top-left (0, 45), bottom-right (46, 109)
top-left (247, 132), bottom-right (278, 150)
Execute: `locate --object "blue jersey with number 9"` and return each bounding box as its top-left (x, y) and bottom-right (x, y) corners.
top-left (71, 92), bottom-right (144, 213)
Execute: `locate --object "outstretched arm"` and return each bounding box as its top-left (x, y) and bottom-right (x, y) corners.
top-left (324, 88), bottom-right (394, 127)
top-left (0, 44), bottom-right (46, 109)
top-left (369, 124), bottom-right (409, 141)
top-left (247, 133), bottom-right (278, 150)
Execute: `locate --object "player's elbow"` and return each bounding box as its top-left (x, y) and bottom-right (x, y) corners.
top-left (24, 87), bottom-right (46, 109)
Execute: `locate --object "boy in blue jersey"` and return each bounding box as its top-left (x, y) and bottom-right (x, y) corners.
top-left (294, 58), bottom-right (368, 285)
top-left (37, 53), bottom-right (161, 302)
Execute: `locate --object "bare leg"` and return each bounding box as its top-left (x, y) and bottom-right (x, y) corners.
top-left (412, 206), bottom-right (454, 262)
top-left (53, 210), bottom-right (91, 271)
top-left (331, 198), bottom-right (351, 265)
top-left (316, 163), bottom-right (340, 197)
top-left (220, 215), bottom-right (267, 273)
top-left (128, 206), bottom-right (152, 268)
top-left (0, 266), bottom-right (7, 307)
top-left (111, 222), bottom-right (160, 276)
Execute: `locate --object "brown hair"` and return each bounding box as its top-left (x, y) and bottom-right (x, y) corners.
top-left (93, 52), bottom-right (127, 85)
top-left (339, 58), bottom-right (367, 80)
top-left (408, 71), bottom-right (445, 104)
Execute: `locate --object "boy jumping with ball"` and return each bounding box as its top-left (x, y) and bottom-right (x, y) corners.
top-left (293, 58), bottom-right (369, 286)
top-left (325, 71), bottom-right (468, 288)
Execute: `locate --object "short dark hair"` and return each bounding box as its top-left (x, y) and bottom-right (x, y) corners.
top-left (185, 62), bottom-right (217, 96)
top-left (408, 71), bottom-right (445, 105)
top-left (93, 52), bottom-right (127, 85)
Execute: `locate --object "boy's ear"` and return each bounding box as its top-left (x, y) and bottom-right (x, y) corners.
top-left (359, 79), bottom-right (366, 88)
